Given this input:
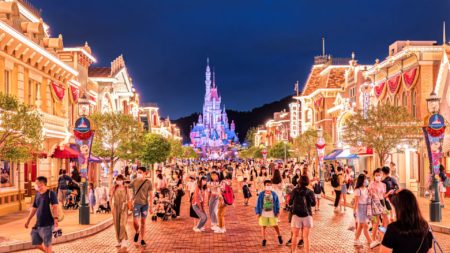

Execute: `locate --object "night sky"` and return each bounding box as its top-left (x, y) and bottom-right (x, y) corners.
top-left (35, 0), bottom-right (449, 118)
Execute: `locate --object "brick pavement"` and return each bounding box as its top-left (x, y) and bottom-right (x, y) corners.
top-left (21, 183), bottom-right (450, 253)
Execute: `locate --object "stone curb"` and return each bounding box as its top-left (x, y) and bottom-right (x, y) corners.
top-left (323, 195), bottom-right (450, 235)
top-left (0, 217), bottom-right (113, 253)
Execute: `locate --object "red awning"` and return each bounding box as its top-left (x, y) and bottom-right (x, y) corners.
top-left (51, 145), bottom-right (79, 159)
top-left (33, 151), bottom-right (48, 159)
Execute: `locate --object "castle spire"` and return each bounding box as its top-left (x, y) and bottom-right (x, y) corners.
top-left (443, 21), bottom-right (447, 45)
top-left (205, 58), bottom-right (211, 97)
top-left (212, 68), bottom-right (216, 88)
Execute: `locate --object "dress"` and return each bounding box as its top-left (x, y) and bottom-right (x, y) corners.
top-left (112, 187), bottom-right (128, 242)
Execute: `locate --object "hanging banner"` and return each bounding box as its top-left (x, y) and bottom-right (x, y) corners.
top-left (387, 75), bottom-right (401, 95)
top-left (316, 137), bottom-right (325, 175)
top-left (423, 114), bottom-right (446, 174)
top-left (74, 116), bottom-right (94, 180)
top-left (374, 82), bottom-right (386, 99)
top-left (69, 85), bottom-right (79, 104)
top-left (51, 82), bottom-right (65, 101)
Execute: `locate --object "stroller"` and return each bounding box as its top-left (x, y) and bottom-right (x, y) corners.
top-left (64, 188), bottom-right (80, 209)
top-left (151, 187), bottom-right (177, 221)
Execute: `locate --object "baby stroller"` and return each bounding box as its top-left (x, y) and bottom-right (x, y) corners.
top-left (151, 187), bottom-right (177, 221)
top-left (64, 188), bottom-right (80, 209)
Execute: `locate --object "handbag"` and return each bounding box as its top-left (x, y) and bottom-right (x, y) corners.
top-left (371, 197), bottom-right (384, 216)
top-left (128, 179), bottom-right (148, 210)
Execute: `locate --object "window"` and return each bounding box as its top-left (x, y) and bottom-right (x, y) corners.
top-left (4, 70), bottom-right (10, 95)
top-left (349, 87), bottom-right (356, 103)
top-left (402, 91), bottom-right (407, 107)
top-left (411, 90), bottom-right (417, 118)
top-left (28, 80), bottom-right (33, 105)
top-left (0, 161), bottom-right (12, 188)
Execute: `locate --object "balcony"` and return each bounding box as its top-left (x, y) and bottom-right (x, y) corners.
top-left (40, 112), bottom-right (69, 139)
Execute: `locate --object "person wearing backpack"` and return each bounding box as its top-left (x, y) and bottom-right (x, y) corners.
top-left (289, 175), bottom-right (315, 253)
top-left (331, 167), bottom-right (344, 212)
top-left (25, 176), bottom-right (59, 253)
top-left (381, 166), bottom-right (399, 223)
top-left (312, 178), bottom-right (324, 211)
top-left (255, 179), bottom-right (283, 247)
top-left (57, 169), bottom-right (73, 204)
top-left (216, 174), bottom-right (233, 233)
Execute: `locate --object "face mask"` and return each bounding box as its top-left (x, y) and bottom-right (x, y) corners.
top-left (375, 176), bottom-right (382, 182)
top-left (296, 171), bottom-right (300, 175)
top-left (202, 181), bottom-right (207, 185)
top-left (116, 180), bottom-right (123, 185)
top-left (265, 186), bottom-right (272, 191)
top-left (364, 180), bottom-right (369, 187)
top-left (137, 173), bottom-right (144, 179)
top-left (34, 185), bottom-right (40, 191)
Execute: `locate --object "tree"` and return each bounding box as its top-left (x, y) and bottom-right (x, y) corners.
top-left (343, 104), bottom-right (419, 166)
top-left (90, 112), bottom-right (142, 187)
top-left (239, 146), bottom-right (263, 159)
top-left (140, 133), bottom-right (171, 165)
top-left (0, 93), bottom-right (43, 162)
top-left (292, 129), bottom-right (319, 162)
top-left (245, 127), bottom-right (257, 147)
top-left (182, 146), bottom-right (198, 159)
top-left (168, 138), bottom-right (183, 160)
top-left (268, 142), bottom-right (291, 159)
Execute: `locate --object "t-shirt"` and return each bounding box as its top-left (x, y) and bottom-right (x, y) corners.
top-left (369, 181), bottom-right (386, 200)
top-left (130, 179), bottom-right (152, 205)
top-left (261, 192), bottom-right (274, 217)
top-left (382, 176), bottom-right (399, 192)
top-left (354, 187), bottom-right (369, 204)
top-left (382, 221), bottom-right (432, 253)
top-left (209, 181), bottom-right (221, 196)
top-left (58, 175), bottom-right (72, 190)
top-left (33, 190), bottom-right (58, 227)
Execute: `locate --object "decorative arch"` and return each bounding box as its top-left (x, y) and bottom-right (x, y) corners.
top-left (101, 92), bottom-right (115, 113)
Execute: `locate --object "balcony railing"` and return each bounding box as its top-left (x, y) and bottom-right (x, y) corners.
top-left (40, 112), bottom-right (67, 128)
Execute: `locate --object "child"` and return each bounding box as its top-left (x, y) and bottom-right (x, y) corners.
top-left (242, 178), bottom-right (252, 206)
top-left (312, 179), bottom-right (324, 211)
top-left (255, 180), bottom-right (283, 247)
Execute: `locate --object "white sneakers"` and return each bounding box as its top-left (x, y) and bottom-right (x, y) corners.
top-left (121, 240), bottom-right (128, 248)
top-left (369, 240), bottom-right (380, 249)
top-left (214, 227), bottom-right (225, 233)
top-left (193, 227), bottom-right (202, 232)
top-left (353, 240), bottom-right (362, 246)
top-left (211, 225), bottom-right (219, 231)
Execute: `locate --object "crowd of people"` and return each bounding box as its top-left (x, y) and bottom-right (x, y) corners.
top-left (23, 159), bottom-right (444, 253)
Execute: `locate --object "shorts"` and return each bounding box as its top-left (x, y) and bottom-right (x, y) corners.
top-left (133, 204), bottom-right (149, 218)
top-left (259, 216), bottom-right (278, 227)
top-left (57, 189), bottom-right (67, 203)
top-left (439, 182), bottom-right (447, 193)
top-left (341, 184), bottom-right (347, 194)
top-left (31, 225), bottom-right (53, 247)
top-left (356, 204), bottom-right (370, 223)
top-left (291, 215), bottom-right (313, 229)
top-left (315, 194), bottom-right (321, 199)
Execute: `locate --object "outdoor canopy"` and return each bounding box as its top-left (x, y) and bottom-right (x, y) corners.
top-left (324, 149), bottom-right (343, 160)
top-left (51, 145), bottom-right (79, 159)
top-left (335, 149), bottom-right (358, 160)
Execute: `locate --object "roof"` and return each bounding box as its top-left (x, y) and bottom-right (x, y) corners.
top-left (301, 65), bottom-right (347, 96)
top-left (88, 67), bottom-right (111, 78)
top-left (210, 87), bottom-right (219, 100)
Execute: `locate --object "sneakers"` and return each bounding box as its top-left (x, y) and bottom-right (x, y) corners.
top-left (214, 227), bottom-right (225, 233)
top-left (193, 227), bottom-right (202, 232)
top-left (353, 240), bottom-right (362, 246)
top-left (115, 241), bottom-right (122, 248)
top-left (286, 238), bottom-right (292, 246)
top-left (369, 240), bottom-right (380, 249)
top-left (140, 240), bottom-right (147, 247)
top-left (278, 236), bottom-right (283, 245)
top-left (298, 239), bottom-right (304, 247)
top-left (200, 227), bottom-right (206, 232)
top-left (121, 240), bottom-right (128, 248)
top-left (133, 233), bottom-right (139, 243)
top-left (262, 239), bottom-right (267, 247)
top-left (211, 225), bottom-right (219, 231)
top-left (334, 207), bottom-right (339, 212)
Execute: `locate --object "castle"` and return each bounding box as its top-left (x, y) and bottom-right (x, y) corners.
top-left (190, 59), bottom-right (239, 158)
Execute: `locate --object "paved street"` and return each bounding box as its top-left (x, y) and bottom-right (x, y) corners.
top-left (21, 184), bottom-right (450, 253)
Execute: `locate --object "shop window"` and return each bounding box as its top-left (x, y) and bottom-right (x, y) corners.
top-left (0, 161), bottom-right (12, 188)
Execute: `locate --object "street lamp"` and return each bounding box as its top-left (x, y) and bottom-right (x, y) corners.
top-left (76, 94), bottom-right (91, 225)
top-left (424, 91), bottom-right (445, 222)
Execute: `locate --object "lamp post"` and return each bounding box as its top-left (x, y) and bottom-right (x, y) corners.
top-left (424, 91), bottom-right (445, 222)
top-left (316, 127), bottom-right (326, 188)
top-left (76, 94), bottom-right (92, 225)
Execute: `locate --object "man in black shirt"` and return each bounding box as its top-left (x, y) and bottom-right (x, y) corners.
top-left (57, 169), bottom-right (73, 204)
top-left (25, 176), bottom-right (59, 253)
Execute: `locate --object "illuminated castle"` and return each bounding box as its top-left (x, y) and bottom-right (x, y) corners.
top-left (190, 59), bottom-right (239, 158)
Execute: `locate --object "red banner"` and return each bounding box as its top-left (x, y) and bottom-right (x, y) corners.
top-left (402, 67), bottom-right (419, 91)
top-left (69, 85), bottom-right (79, 103)
top-left (374, 82), bottom-right (386, 99)
top-left (387, 75), bottom-right (401, 94)
top-left (51, 82), bottom-right (65, 101)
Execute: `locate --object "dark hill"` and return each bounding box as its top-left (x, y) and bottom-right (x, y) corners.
top-left (173, 96), bottom-right (293, 143)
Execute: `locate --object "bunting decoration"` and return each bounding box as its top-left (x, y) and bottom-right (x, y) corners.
top-left (69, 85), bottom-right (79, 104)
top-left (387, 75), bottom-right (401, 94)
top-left (51, 82), bottom-right (65, 101)
top-left (374, 82), bottom-right (386, 99)
top-left (402, 67), bottom-right (419, 91)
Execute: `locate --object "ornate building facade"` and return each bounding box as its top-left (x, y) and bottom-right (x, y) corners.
top-left (190, 59), bottom-right (238, 158)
